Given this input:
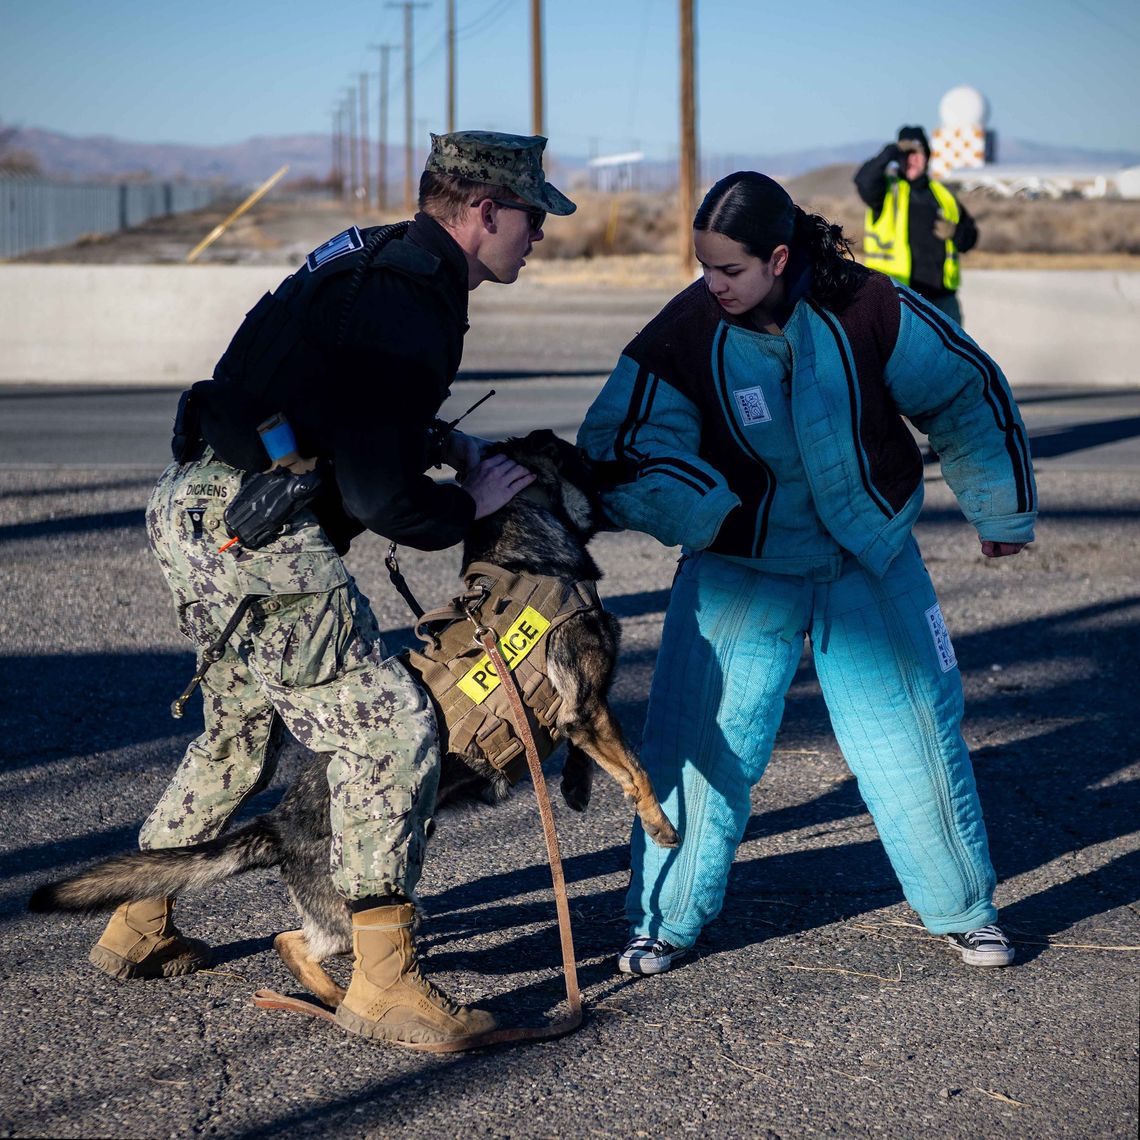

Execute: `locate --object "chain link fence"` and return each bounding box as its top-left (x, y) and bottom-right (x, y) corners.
top-left (0, 174), bottom-right (220, 259)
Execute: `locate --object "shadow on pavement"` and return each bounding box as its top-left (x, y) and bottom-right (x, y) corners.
top-left (1013, 387), bottom-right (1140, 406)
top-left (0, 649), bottom-right (196, 775)
top-left (0, 475), bottom-right (155, 501)
top-left (4, 585), bottom-right (1136, 997)
top-left (922, 413), bottom-right (1140, 465)
top-left (1028, 414), bottom-right (1140, 458)
top-left (0, 508), bottom-right (145, 544)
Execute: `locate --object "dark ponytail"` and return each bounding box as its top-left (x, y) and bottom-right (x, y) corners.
top-left (790, 206), bottom-right (863, 310)
top-left (695, 171), bottom-right (864, 311)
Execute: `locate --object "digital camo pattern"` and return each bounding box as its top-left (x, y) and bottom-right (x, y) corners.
top-left (425, 130), bottom-right (576, 215)
top-left (142, 452), bottom-right (441, 899)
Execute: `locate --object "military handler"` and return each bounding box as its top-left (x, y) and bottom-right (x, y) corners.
top-left (91, 131), bottom-right (576, 1047)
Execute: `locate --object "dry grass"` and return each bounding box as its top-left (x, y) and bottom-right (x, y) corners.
top-left (529, 183), bottom-right (1140, 268)
top-left (13, 179), bottom-right (1139, 273)
top-left (798, 189), bottom-right (1140, 256)
top-left (532, 190), bottom-right (679, 259)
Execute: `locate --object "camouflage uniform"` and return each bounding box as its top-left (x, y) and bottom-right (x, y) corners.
top-left (143, 451), bottom-right (439, 899)
top-left (142, 130), bottom-right (576, 905)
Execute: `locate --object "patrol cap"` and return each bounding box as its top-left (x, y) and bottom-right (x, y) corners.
top-left (426, 130), bottom-right (576, 216)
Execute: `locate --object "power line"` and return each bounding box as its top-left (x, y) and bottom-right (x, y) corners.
top-left (1067, 0), bottom-right (1140, 47)
top-left (456, 0), bottom-right (519, 41)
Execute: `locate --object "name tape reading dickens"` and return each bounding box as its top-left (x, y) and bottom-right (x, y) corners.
top-left (457, 606), bottom-right (551, 703)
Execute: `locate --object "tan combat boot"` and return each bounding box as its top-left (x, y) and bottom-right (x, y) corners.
top-left (335, 902), bottom-right (498, 1046)
top-left (89, 897), bottom-right (210, 980)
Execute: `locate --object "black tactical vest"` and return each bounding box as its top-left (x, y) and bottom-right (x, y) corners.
top-left (192, 221), bottom-right (440, 471)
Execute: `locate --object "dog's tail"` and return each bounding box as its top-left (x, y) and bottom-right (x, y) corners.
top-left (27, 818), bottom-right (282, 914)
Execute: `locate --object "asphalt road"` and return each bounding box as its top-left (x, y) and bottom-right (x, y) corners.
top-left (4, 381), bottom-right (1140, 472)
top-left (1, 348), bottom-right (1138, 1135)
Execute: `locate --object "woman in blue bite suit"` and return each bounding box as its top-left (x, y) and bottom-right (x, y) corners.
top-left (577, 171), bottom-right (1036, 975)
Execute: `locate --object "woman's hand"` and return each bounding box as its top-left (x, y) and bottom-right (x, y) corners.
top-left (980, 540), bottom-right (1027, 558)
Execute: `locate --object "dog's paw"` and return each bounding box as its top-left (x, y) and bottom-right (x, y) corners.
top-left (645, 816), bottom-right (680, 849)
top-left (560, 772), bottom-right (592, 813)
top-left (560, 749), bottom-right (594, 812)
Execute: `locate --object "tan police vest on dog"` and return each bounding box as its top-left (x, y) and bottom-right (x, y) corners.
top-left (405, 562), bottom-right (601, 783)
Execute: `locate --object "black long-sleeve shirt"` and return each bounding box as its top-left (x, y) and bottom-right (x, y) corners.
top-left (854, 145), bottom-right (977, 299)
top-left (203, 213), bottom-right (476, 553)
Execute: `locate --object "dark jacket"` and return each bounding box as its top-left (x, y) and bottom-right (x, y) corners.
top-left (855, 144), bottom-right (978, 298)
top-left (198, 213), bottom-right (475, 553)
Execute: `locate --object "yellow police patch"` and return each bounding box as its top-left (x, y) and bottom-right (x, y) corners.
top-left (457, 605), bottom-right (551, 704)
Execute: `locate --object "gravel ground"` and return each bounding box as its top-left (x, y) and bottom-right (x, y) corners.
top-left (1, 203), bottom-right (1137, 1134)
top-left (0, 456), bottom-right (1137, 1139)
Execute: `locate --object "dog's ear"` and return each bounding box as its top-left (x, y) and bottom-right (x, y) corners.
top-left (524, 428), bottom-right (562, 458)
top-left (518, 428), bottom-right (567, 471)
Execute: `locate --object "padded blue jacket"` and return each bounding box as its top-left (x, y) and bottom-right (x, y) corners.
top-left (578, 269), bottom-right (1036, 577)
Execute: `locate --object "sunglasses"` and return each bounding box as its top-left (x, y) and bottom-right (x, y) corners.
top-left (472, 197), bottom-right (547, 233)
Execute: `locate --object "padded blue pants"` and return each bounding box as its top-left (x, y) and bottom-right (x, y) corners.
top-left (627, 542), bottom-right (998, 947)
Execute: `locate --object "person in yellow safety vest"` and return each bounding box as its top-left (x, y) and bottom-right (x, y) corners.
top-left (855, 125), bottom-right (978, 326)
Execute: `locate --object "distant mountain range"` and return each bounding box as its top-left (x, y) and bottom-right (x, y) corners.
top-left (2, 127), bottom-right (338, 183)
top-left (4, 125), bottom-right (1138, 187)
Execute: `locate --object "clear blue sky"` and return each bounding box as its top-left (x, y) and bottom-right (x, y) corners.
top-left (2, 0), bottom-right (1138, 157)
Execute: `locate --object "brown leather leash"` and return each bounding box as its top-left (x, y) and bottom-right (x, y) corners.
top-left (476, 625), bottom-right (584, 1029)
top-left (251, 625), bottom-right (584, 1051)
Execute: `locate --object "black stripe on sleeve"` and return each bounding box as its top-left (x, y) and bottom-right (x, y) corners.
top-left (627, 371), bottom-right (659, 462)
top-left (638, 457), bottom-right (717, 493)
top-left (897, 290), bottom-right (1034, 513)
top-left (615, 362), bottom-right (652, 464)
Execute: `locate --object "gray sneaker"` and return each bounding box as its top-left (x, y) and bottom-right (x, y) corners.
top-left (945, 924), bottom-right (1015, 967)
top-left (617, 936), bottom-right (687, 976)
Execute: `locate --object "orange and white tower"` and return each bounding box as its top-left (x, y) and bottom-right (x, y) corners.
top-left (931, 86), bottom-right (993, 178)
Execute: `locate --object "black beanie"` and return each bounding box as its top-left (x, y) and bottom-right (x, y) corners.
top-left (897, 125), bottom-right (931, 156)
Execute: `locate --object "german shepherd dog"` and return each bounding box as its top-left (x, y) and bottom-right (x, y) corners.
top-left (30, 429), bottom-right (678, 1008)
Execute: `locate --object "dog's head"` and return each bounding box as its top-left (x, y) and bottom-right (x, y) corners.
top-left (486, 429), bottom-right (605, 539)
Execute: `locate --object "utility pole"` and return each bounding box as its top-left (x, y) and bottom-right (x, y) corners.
top-left (358, 72), bottom-right (371, 208)
top-left (678, 0), bottom-right (698, 271)
top-left (387, 1), bottom-right (429, 213)
top-left (345, 89), bottom-right (358, 205)
top-left (370, 43), bottom-right (396, 212)
top-left (530, 0), bottom-right (544, 136)
top-left (446, 0), bottom-right (456, 133)
top-left (331, 106), bottom-right (342, 197)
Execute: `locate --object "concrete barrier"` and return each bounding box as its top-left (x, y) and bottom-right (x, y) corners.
top-left (960, 270), bottom-right (1139, 387)
top-left (0, 265), bottom-right (1136, 386)
top-left (0, 265), bottom-right (284, 385)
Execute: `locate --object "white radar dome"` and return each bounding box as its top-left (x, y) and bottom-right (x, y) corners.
top-left (939, 86), bottom-right (989, 128)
